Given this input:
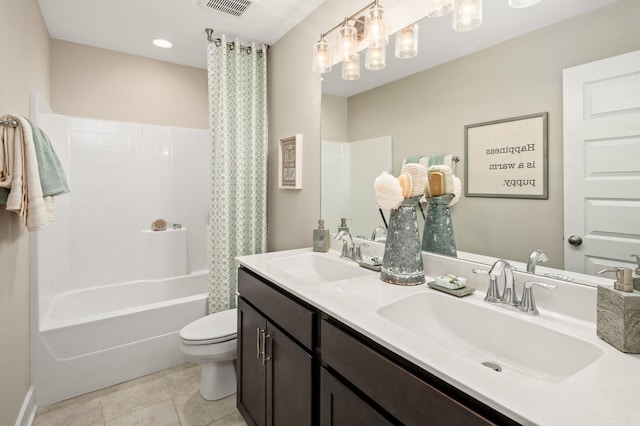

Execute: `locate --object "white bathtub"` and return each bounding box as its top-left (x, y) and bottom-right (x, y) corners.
top-left (32, 272), bottom-right (209, 406)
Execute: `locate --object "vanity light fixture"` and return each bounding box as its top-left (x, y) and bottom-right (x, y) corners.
top-left (366, 1), bottom-right (389, 48)
top-left (394, 23), bottom-right (419, 59)
top-left (453, 0), bottom-right (482, 32)
top-left (509, 0), bottom-right (542, 8)
top-left (365, 45), bottom-right (386, 70)
top-left (152, 38), bottom-right (173, 48)
top-left (338, 19), bottom-right (359, 62)
top-left (312, 1), bottom-right (388, 80)
top-left (425, 0), bottom-right (454, 17)
top-left (342, 53), bottom-right (361, 80)
top-left (312, 36), bottom-right (332, 73)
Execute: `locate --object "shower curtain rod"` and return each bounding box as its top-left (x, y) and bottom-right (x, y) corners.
top-left (1, 119), bottom-right (18, 128)
top-left (205, 28), bottom-right (269, 56)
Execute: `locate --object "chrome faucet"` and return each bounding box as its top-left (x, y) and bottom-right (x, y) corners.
top-left (335, 231), bottom-right (354, 260)
top-left (526, 249), bottom-right (549, 274)
top-left (489, 259), bottom-right (518, 307)
top-left (371, 226), bottom-right (387, 242)
top-left (474, 259), bottom-right (556, 315)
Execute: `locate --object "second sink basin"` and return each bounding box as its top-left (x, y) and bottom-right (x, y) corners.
top-left (377, 292), bottom-right (604, 382)
top-left (268, 252), bottom-right (373, 283)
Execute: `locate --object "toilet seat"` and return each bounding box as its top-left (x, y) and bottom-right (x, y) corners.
top-left (180, 308), bottom-right (237, 346)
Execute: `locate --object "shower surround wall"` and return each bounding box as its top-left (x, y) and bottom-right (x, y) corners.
top-left (31, 96), bottom-right (209, 405)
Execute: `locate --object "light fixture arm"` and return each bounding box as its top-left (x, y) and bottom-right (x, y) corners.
top-left (317, 1), bottom-right (377, 41)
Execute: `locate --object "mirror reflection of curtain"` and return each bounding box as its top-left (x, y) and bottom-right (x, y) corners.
top-left (207, 35), bottom-right (268, 313)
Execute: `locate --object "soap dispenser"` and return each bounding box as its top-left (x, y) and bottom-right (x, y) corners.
top-left (313, 219), bottom-right (330, 252)
top-left (631, 255), bottom-right (640, 291)
top-left (338, 218), bottom-right (350, 233)
top-left (599, 267), bottom-right (633, 292)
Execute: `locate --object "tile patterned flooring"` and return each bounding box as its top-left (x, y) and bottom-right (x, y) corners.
top-left (33, 363), bottom-right (247, 426)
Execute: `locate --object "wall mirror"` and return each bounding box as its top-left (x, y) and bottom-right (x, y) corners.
top-left (320, 0), bottom-right (640, 286)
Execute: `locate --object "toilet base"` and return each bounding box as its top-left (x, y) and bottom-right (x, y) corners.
top-left (200, 359), bottom-right (237, 401)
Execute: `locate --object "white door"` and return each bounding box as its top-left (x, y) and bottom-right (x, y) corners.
top-left (563, 50), bottom-right (640, 275)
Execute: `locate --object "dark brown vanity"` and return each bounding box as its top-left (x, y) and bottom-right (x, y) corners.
top-left (237, 267), bottom-right (519, 426)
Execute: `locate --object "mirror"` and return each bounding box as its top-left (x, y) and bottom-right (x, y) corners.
top-left (320, 0), bottom-right (639, 285)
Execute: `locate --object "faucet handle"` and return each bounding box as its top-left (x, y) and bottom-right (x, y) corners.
top-left (340, 240), bottom-right (352, 259)
top-left (473, 269), bottom-right (501, 302)
top-left (519, 281), bottom-right (556, 315)
top-left (353, 243), bottom-right (368, 262)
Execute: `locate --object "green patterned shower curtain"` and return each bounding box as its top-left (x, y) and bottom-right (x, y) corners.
top-left (207, 35), bottom-right (268, 313)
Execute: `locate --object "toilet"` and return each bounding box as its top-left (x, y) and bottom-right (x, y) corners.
top-left (179, 308), bottom-right (237, 400)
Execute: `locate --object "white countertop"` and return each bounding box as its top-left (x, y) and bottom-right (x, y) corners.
top-left (237, 247), bottom-right (640, 426)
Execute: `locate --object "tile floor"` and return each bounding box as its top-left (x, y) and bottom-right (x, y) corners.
top-left (33, 363), bottom-right (247, 426)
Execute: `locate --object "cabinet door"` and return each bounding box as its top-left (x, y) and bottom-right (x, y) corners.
top-left (238, 299), bottom-right (267, 426)
top-left (266, 322), bottom-right (313, 426)
top-left (320, 368), bottom-right (392, 426)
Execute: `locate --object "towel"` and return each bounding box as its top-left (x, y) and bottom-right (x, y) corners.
top-left (28, 118), bottom-right (70, 198)
top-left (1, 114), bottom-right (50, 230)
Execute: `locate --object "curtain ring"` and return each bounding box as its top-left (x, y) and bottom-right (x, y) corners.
top-left (229, 42), bottom-right (235, 51)
top-left (214, 39), bottom-right (222, 47)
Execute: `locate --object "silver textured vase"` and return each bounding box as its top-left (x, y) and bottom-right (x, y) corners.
top-left (421, 194), bottom-right (457, 257)
top-left (380, 196), bottom-right (425, 286)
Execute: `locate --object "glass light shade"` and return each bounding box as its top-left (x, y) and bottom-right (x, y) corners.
top-left (453, 0), bottom-right (482, 32)
top-left (312, 39), bottom-right (332, 73)
top-left (338, 24), bottom-right (358, 61)
top-left (394, 24), bottom-right (419, 59)
top-left (366, 5), bottom-right (389, 48)
top-left (342, 53), bottom-right (360, 80)
top-left (425, 0), bottom-right (454, 17)
top-left (509, 0), bottom-right (541, 7)
top-left (365, 45), bottom-right (386, 70)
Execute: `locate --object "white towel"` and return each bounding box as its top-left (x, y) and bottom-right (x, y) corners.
top-left (1, 114), bottom-right (50, 230)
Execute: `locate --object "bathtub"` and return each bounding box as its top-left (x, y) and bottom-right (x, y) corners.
top-left (32, 272), bottom-right (209, 406)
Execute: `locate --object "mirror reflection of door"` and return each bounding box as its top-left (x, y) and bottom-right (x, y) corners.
top-left (563, 49), bottom-right (640, 275)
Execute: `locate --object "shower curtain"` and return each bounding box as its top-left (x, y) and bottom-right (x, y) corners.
top-left (207, 35), bottom-right (268, 313)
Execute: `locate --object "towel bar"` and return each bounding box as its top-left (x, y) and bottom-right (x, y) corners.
top-left (1, 119), bottom-right (18, 128)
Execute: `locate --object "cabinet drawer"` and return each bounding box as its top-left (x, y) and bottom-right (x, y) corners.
top-left (321, 320), bottom-right (498, 426)
top-left (238, 267), bottom-right (315, 350)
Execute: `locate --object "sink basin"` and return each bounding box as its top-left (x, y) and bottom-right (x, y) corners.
top-left (377, 292), bottom-right (604, 382)
top-left (268, 252), bottom-right (373, 283)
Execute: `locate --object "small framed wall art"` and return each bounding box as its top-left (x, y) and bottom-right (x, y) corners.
top-left (279, 134), bottom-right (303, 189)
top-left (465, 112), bottom-right (548, 199)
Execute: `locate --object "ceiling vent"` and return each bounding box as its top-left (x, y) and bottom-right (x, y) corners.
top-left (198, 0), bottom-right (255, 17)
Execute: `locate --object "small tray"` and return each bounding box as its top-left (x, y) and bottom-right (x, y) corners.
top-left (427, 281), bottom-right (475, 297)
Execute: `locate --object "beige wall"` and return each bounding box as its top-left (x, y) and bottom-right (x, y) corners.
top-left (0, 0), bottom-right (50, 423)
top-left (346, 0), bottom-right (640, 269)
top-left (51, 40), bottom-right (208, 129)
top-left (267, 0), bottom-right (367, 251)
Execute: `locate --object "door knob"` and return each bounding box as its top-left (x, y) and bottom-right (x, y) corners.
top-left (568, 235), bottom-right (583, 246)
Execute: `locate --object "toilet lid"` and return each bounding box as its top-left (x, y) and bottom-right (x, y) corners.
top-left (180, 308), bottom-right (237, 345)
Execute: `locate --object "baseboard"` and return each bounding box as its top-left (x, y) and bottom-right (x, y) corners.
top-left (14, 386), bottom-right (36, 426)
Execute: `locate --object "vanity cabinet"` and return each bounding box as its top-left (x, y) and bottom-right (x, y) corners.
top-left (237, 266), bottom-right (518, 426)
top-left (320, 319), bottom-right (517, 426)
top-left (237, 268), bottom-right (316, 426)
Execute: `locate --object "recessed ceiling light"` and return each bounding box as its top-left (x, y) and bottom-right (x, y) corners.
top-left (153, 39), bottom-right (173, 48)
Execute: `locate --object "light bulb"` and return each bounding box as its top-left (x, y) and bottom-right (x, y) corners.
top-left (426, 0), bottom-right (454, 17)
top-left (338, 23), bottom-right (358, 61)
top-left (366, 5), bottom-right (388, 48)
top-left (312, 39), bottom-right (332, 73)
top-left (394, 23), bottom-right (419, 59)
top-left (342, 53), bottom-right (361, 80)
top-left (453, 0), bottom-right (482, 32)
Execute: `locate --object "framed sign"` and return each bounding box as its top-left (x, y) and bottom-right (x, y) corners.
top-left (465, 113), bottom-right (548, 199)
top-left (279, 134), bottom-right (302, 189)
